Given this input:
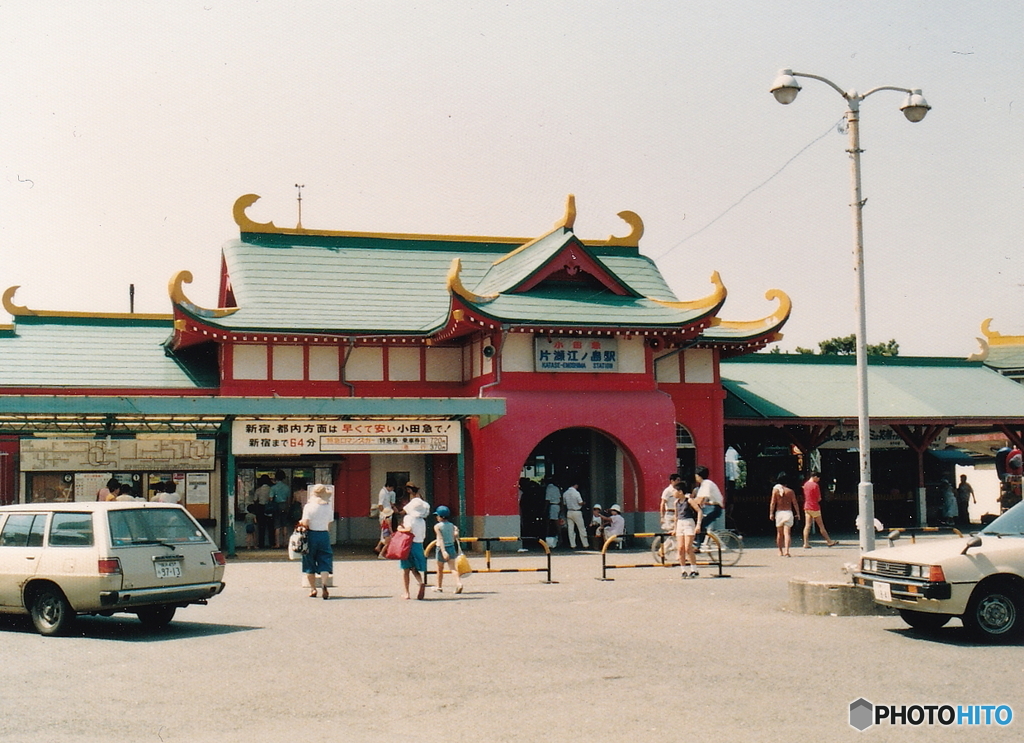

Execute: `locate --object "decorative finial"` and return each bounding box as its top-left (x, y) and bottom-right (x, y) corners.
top-left (295, 184), bottom-right (305, 229)
top-left (556, 194), bottom-right (577, 230)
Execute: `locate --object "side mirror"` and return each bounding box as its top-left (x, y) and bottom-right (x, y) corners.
top-left (961, 535), bottom-right (982, 555)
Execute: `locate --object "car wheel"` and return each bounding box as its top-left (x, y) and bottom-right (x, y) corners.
top-left (962, 583), bottom-right (1023, 642)
top-left (29, 585), bottom-right (76, 637)
top-left (136, 605), bottom-right (176, 629)
top-left (899, 609), bottom-right (950, 632)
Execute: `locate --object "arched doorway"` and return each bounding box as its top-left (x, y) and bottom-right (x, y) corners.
top-left (518, 427), bottom-right (639, 545)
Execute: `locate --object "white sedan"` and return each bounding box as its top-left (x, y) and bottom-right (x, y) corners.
top-left (853, 504), bottom-right (1024, 642)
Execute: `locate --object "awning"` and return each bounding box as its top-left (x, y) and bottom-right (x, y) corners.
top-left (927, 448), bottom-right (981, 465)
top-left (0, 395), bottom-right (505, 418)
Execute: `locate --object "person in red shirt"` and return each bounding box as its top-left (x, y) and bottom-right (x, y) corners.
top-left (802, 470), bottom-right (838, 549)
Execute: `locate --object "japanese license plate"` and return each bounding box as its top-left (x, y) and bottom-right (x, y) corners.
top-left (872, 580), bottom-right (893, 602)
top-left (154, 559), bottom-right (182, 579)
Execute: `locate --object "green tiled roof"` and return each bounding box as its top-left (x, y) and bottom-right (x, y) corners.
top-left (722, 354), bottom-right (1024, 420)
top-left (471, 286), bottom-right (710, 326)
top-left (0, 315), bottom-right (213, 389)
top-left (980, 343), bottom-right (1024, 373)
top-left (211, 232), bottom-right (711, 334)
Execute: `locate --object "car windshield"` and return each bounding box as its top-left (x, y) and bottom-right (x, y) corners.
top-left (108, 508), bottom-right (208, 547)
top-left (981, 502), bottom-right (1024, 536)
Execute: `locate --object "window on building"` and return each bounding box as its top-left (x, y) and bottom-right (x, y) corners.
top-left (272, 345), bottom-right (304, 380)
top-left (234, 345), bottom-right (268, 380)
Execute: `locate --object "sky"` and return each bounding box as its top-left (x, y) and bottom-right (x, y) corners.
top-left (2, 1), bottom-right (1021, 357)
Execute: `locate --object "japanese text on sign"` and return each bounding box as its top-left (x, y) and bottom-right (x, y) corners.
top-left (535, 337), bottom-right (618, 372)
top-left (231, 419), bottom-right (461, 455)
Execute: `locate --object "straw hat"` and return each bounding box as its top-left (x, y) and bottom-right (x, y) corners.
top-left (309, 483), bottom-right (331, 504)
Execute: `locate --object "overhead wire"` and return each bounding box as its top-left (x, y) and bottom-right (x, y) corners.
top-left (648, 116), bottom-right (846, 261)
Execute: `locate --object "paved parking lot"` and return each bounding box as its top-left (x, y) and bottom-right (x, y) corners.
top-left (1, 536), bottom-right (1020, 742)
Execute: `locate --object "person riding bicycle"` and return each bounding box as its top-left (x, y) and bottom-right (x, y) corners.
top-left (692, 465), bottom-right (724, 552)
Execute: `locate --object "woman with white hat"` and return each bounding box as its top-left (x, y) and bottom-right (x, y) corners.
top-left (399, 484), bottom-right (430, 600)
top-left (299, 484), bottom-right (335, 599)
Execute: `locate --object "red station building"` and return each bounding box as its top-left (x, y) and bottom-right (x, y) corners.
top-left (0, 194), bottom-right (789, 547)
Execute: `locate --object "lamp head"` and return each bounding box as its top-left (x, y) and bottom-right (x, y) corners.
top-left (900, 89), bottom-right (930, 122)
top-left (770, 68), bottom-right (801, 105)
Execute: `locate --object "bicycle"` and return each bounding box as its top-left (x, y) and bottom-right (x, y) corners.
top-left (651, 527), bottom-right (744, 567)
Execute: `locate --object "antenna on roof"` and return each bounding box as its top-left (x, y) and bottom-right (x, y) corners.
top-left (129, 283), bottom-right (135, 314)
top-left (295, 184), bottom-right (305, 229)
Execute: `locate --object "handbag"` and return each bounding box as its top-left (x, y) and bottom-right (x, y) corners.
top-left (385, 530), bottom-right (414, 560)
top-left (287, 527), bottom-right (308, 560)
top-left (455, 549), bottom-right (472, 577)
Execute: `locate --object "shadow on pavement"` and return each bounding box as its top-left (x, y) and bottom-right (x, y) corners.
top-left (884, 625), bottom-right (1024, 647)
top-left (0, 613), bottom-right (258, 642)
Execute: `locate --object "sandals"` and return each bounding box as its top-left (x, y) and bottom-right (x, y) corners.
top-left (321, 589), bottom-right (329, 600)
top-left (455, 585), bottom-right (464, 594)
top-left (308, 590), bottom-right (318, 598)
top-left (416, 582), bottom-right (426, 600)
top-left (827, 540), bottom-right (839, 547)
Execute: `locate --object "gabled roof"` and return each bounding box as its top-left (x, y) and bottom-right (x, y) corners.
top-left (471, 228), bottom-right (638, 298)
top-left (177, 194), bottom-right (779, 340)
top-left (722, 354), bottom-right (1024, 422)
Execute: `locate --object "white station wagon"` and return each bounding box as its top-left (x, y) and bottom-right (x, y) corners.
top-left (854, 503), bottom-right (1024, 642)
top-left (0, 501), bottom-right (226, 636)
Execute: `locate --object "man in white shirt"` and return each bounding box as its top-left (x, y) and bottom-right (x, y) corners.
top-left (544, 479), bottom-right (562, 544)
top-left (377, 480), bottom-right (396, 524)
top-left (693, 465), bottom-right (724, 551)
top-left (562, 482), bottom-right (589, 549)
top-left (659, 473), bottom-right (682, 531)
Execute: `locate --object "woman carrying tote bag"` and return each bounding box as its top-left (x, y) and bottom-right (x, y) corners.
top-left (299, 484), bottom-right (335, 600)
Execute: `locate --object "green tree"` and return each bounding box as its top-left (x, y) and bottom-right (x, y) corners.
top-left (814, 335), bottom-right (899, 356)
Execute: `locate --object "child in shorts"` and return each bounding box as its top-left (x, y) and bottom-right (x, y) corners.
top-left (432, 505), bottom-right (464, 594)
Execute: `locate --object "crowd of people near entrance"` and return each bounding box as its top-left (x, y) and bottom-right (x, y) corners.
top-left (242, 470), bottom-right (306, 550)
top-left (524, 476), bottom-right (626, 550)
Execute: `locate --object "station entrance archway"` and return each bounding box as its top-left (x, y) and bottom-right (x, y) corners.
top-left (518, 427), bottom-right (639, 542)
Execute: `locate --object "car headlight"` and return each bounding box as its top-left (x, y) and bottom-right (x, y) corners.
top-left (908, 564), bottom-right (946, 581)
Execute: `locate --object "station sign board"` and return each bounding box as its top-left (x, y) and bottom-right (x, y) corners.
top-left (534, 336), bottom-right (618, 372)
top-left (231, 419), bottom-right (461, 455)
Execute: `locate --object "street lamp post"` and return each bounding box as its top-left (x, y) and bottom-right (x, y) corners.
top-left (770, 69), bottom-right (930, 552)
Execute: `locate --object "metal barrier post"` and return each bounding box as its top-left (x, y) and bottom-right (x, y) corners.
top-left (597, 531), bottom-right (731, 580)
top-left (429, 536), bottom-right (556, 584)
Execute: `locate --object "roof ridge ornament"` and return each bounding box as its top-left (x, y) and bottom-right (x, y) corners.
top-left (2, 286), bottom-right (172, 321)
top-left (649, 271), bottom-right (727, 311)
top-left (979, 318), bottom-right (1024, 346)
top-left (2, 286), bottom-right (29, 316)
top-left (601, 211), bottom-right (644, 247)
top-left (233, 194), bottom-right (278, 232)
top-left (169, 271), bottom-right (239, 318)
top-left (716, 288), bottom-right (792, 330)
top-left (554, 194), bottom-right (577, 230)
top-left (446, 259), bottom-right (498, 304)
